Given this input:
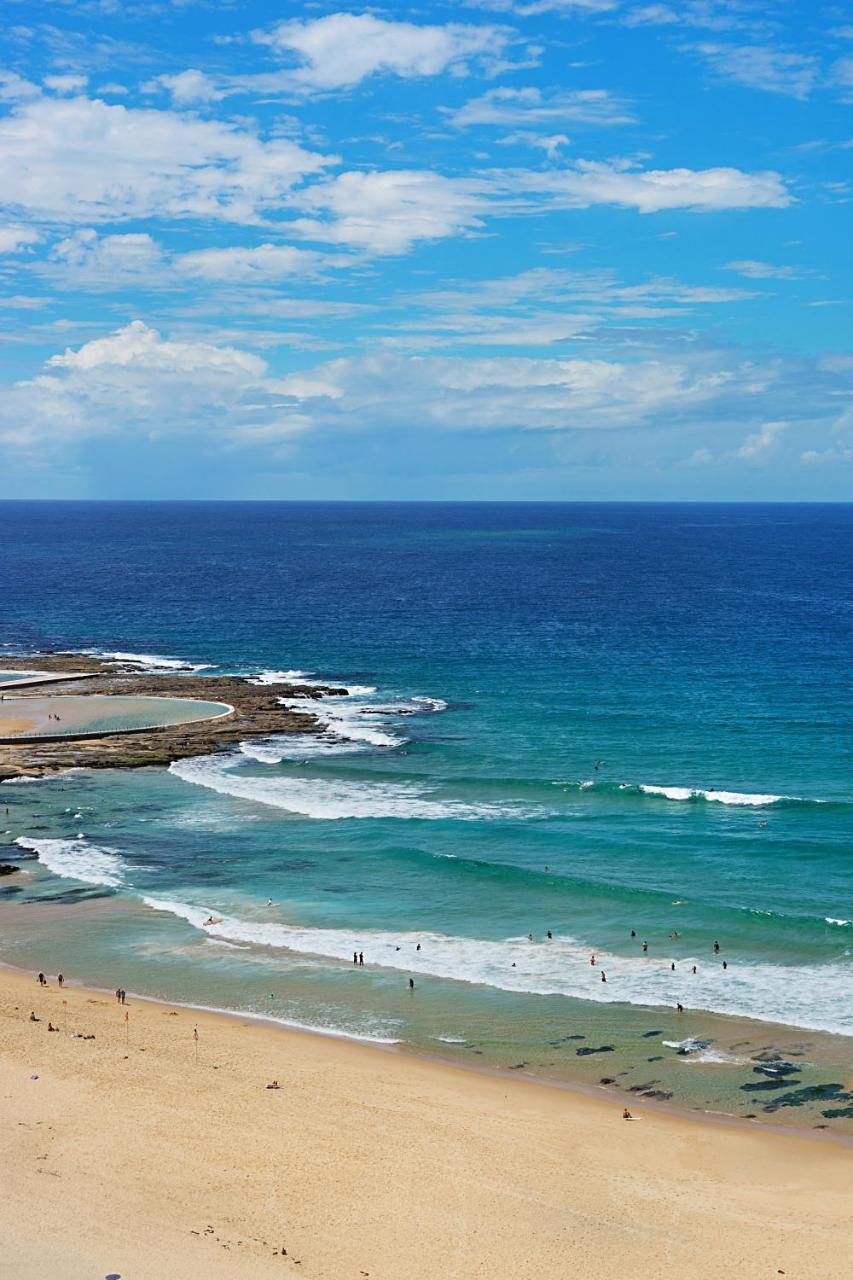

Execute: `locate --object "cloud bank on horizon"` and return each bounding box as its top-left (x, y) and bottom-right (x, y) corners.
top-left (0, 2), bottom-right (851, 499)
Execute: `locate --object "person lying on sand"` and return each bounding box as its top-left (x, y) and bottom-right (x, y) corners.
top-left (29, 1011), bottom-right (39, 1022)
top-left (266, 1080), bottom-right (281, 1090)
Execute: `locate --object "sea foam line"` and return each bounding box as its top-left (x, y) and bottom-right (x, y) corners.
top-left (141, 896), bottom-right (853, 1038)
top-left (80, 648), bottom-right (211, 673)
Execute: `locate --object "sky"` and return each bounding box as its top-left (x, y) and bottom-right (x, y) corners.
top-left (1, 1), bottom-right (852, 500)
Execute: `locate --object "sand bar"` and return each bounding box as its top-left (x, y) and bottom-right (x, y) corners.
top-left (1, 964), bottom-right (850, 1280)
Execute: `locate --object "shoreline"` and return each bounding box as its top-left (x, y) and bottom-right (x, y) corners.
top-left (3, 958), bottom-right (852, 1152)
top-left (1, 961), bottom-right (851, 1279)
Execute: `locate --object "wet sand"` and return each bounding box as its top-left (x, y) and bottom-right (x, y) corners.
top-left (1, 964), bottom-right (851, 1280)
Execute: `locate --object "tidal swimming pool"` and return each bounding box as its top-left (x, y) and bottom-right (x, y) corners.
top-left (0, 694), bottom-right (232, 740)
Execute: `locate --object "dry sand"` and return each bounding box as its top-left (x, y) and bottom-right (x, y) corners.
top-left (1, 964), bottom-right (850, 1280)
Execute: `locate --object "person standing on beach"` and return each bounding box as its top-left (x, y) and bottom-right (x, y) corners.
top-left (120, 989), bottom-right (126, 1004)
top-left (57, 973), bottom-right (64, 988)
top-left (353, 952), bottom-right (358, 965)
top-left (37, 972), bottom-right (46, 987)
top-left (408, 978), bottom-right (415, 990)
top-left (115, 988), bottom-right (121, 1003)
top-left (358, 953), bottom-right (364, 967)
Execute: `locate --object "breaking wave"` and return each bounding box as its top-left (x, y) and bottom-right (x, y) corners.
top-left (169, 754), bottom-right (539, 821)
top-left (555, 780), bottom-right (833, 809)
top-left (140, 897), bottom-right (853, 1036)
top-left (81, 648), bottom-right (211, 673)
top-left (15, 835), bottom-right (127, 888)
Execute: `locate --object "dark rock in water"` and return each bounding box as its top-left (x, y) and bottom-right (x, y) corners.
top-left (507, 1062), bottom-right (528, 1070)
top-left (39, 885), bottom-right (115, 905)
top-left (741, 1079), bottom-right (801, 1092)
top-left (599, 1077), bottom-right (616, 1085)
top-left (761, 1083), bottom-right (852, 1113)
top-left (753, 1061), bottom-right (799, 1078)
top-left (576, 1045), bottom-right (614, 1056)
top-left (547, 1034), bottom-right (585, 1046)
top-left (0, 862), bottom-right (19, 876)
top-left (641, 1030), bottom-right (663, 1038)
top-left (647, 1056), bottom-right (664, 1062)
top-left (821, 1106), bottom-right (853, 1119)
top-left (641, 1089), bottom-right (673, 1100)
top-left (628, 1081), bottom-right (658, 1093)
top-left (742, 1113), bottom-right (757, 1119)
top-left (0, 884), bottom-right (22, 895)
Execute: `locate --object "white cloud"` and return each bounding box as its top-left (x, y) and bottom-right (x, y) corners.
top-left (272, 349), bottom-right (743, 432)
top-left (150, 69), bottom-right (223, 105)
top-left (689, 44), bottom-right (820, 98)
top-left (0, 223), bottom-right (40, 253)
top-left (177, 243), bottom-right (334, 282)
top-left (725, 259), bottom-right (803, 280)
top-left (448, 86), bottom-right (633, 129)
top-left (0, 94), bottom-right (332, 224)
top-left (735, 420), bottom-right (786, 459)
top-left (2, 321), bottom-right (304, 448)
top-left (291, 170), bottom-right (487, 254)
top-left (43, 74), bottom-right (88, 95)
top-left (289, 160), bottom-right (789, 255)
top-left (47, 229), bottom-right (166, 285)
top-left (517, 159), bottom-right (790, 213)
top-left (42, 229), bottom-right (338, 288)
top-left (250, 12), bottom-right (510, 93)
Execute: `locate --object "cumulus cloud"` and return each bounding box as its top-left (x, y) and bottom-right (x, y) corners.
top-left (149, 69), bottom-right (224, 105)
top-left (249, 12), bottom-right (511, 93)
top-left (1, 321), bottom-right (304, 448)
top-left (448, 86), bottom-right (633, 129)
top-left (0, 93), bottom-right (332, 224)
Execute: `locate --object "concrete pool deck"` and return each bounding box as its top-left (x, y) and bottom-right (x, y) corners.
top-left (0, 670), bottom-right (94, 691)
top-left (0, 694), bottom-right (233, 744)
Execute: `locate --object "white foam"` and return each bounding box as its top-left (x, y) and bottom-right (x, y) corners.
top-left (280, 695), bottom-right (403, 750)
top-left (81, 648), bottom-right (211, 673)
top-left (826, 918), bottom-right (851, 927)
top-left (637, 784), bottom-right (785, 806)
top-left (169, 754), bottom-right (532, 821)
top-left (16, 835), bottom-right (126, 888)
top-left (139, 898), bottom-right (853, 1037)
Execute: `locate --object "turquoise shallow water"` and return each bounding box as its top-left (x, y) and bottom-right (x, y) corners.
top-left (1, 502), bottom-right (852, 1128)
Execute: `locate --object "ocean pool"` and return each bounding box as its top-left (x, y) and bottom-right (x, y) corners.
top-left (0, 694), bottom-right (232, 740)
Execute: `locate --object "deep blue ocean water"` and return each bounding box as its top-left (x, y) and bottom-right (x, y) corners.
top-left (1, 502), bottom-right (852, 1123)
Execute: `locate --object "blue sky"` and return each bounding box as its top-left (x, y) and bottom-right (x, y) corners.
top-left (1, 1), bottom-right (851, 499)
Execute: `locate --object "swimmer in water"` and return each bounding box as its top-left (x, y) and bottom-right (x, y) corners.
top-left (546, 930), bottom-right (552, 940)
top-left (600, 971), bottom-right (607, 983)
top-left (590, 954), bottom-right (596, 966)
top-left (642, 941), bottom-right (649, 953)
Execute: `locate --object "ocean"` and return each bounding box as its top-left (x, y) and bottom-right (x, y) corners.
top-left (2, 501), bottom-right (852, 1127)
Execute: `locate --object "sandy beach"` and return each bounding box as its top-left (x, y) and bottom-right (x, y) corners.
top-left (1, 965), bottom-right (850, 1280)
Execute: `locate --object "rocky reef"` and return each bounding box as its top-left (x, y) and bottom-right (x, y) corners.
top-left (0, 653), bottom-right (344, 781)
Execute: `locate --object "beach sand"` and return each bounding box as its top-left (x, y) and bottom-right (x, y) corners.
top-left (1, 965), bottom-right (850, 1280)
